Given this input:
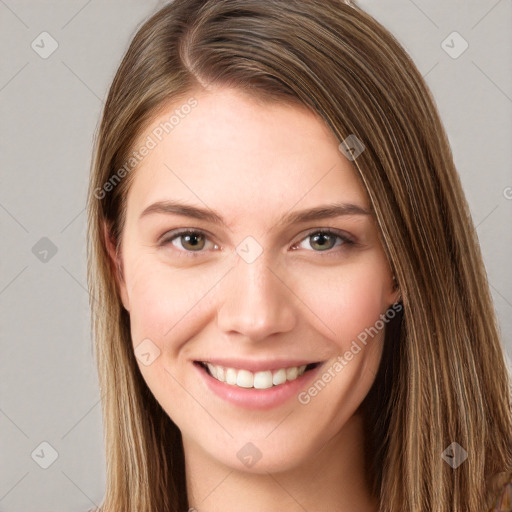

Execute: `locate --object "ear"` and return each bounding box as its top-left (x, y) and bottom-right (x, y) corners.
top-left (383, 271), bottom-right (401, 310)
top-left (102, 221), bottom-right (130, 311)
top-left (389, 274), bottom-right (401, 306)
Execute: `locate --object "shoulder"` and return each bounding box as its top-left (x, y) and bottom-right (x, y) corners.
top-left (492, 479), bottom-right (512, 511)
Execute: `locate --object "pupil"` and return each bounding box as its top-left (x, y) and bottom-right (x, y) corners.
top-left (312, 233), bottom-right (334, 251)
top-left (184, 233), bottom-right (203, 250)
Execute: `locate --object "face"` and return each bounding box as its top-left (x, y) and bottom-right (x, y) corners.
top-left (109, 87), bottom-right (398, 474)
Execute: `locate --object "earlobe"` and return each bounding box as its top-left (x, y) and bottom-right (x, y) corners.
top-left (102, 222), bottom-right (130, 311)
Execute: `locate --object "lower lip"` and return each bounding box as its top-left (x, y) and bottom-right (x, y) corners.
top-left (193, 361), bottom-right (324, 410)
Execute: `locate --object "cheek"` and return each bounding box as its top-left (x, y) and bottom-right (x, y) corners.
top-left (126, 250), bottom-right (391, 352)
top-left (300, 260), bottom-right (390, 349)
top-left (124, 258), bottom-right (218, 410)
top-left (125, 257), bottom-right (220, 352)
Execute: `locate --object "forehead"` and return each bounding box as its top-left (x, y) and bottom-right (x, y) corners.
top-left (126, 87), bottom-right (369, 223)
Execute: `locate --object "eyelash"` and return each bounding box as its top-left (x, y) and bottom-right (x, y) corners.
top-left (159, 228), bottom-right (356, 258)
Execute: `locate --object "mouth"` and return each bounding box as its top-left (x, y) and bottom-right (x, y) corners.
top-left (194, 360), bottom-right (322, 390)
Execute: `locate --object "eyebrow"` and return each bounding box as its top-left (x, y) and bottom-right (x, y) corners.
top-left (139, 199), bottom-right (371, 228)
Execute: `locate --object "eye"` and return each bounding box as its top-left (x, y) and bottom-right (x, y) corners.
top-left (291, 228), bottom-right (355, 256)
top-left (160, 229), bottom-right (219, 256)
top-left (159, 228), bottom-right (356, 258)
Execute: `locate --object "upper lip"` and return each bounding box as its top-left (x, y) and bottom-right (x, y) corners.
top-left (195, 358), bottom-right (322, 372)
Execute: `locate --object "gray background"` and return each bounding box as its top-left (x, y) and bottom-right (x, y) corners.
top-left (1, 1), bottom-right (511, 511)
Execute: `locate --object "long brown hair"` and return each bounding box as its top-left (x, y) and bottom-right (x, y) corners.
top-left (86, 1), bottom-right (512, 510)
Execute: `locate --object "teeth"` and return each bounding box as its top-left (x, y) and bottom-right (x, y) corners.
top-left (273, 368), bottom-right (287, 386)
top-left (286, 367), bottom-right (298, 380)
top-left (206, 363), bottom-right (217, 378)
top-left (237, 369), bottom-right (254, 388)
top-left (202, 362), bottom-right (309, 389)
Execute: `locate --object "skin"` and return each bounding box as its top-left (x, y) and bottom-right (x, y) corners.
top-left (106, 87), bottom-right (399, 511)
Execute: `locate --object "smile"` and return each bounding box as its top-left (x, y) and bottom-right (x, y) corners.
top-left (196, 361), bottom-right (321, 389)
top-left (193, 359), bottom-right (326, 410)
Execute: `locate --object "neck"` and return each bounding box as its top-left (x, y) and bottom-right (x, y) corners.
top-left (184, 411), bottom-right (378, 512)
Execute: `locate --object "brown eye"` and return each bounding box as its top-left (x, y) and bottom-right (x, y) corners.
top-left (291, 229), bottom-right (355, 256)
top-left (175, 232), bottom-right (206, 251)
top-left (309, 232), bottom-right (338, 251)
top-left (160, 229), bottom-right (217, 256)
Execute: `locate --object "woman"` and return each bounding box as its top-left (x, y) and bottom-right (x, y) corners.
top-left (86, 0), bottom-right (512, 510)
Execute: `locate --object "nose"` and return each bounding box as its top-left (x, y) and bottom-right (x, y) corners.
top-left (216, 254), bottom-right (297, 342)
